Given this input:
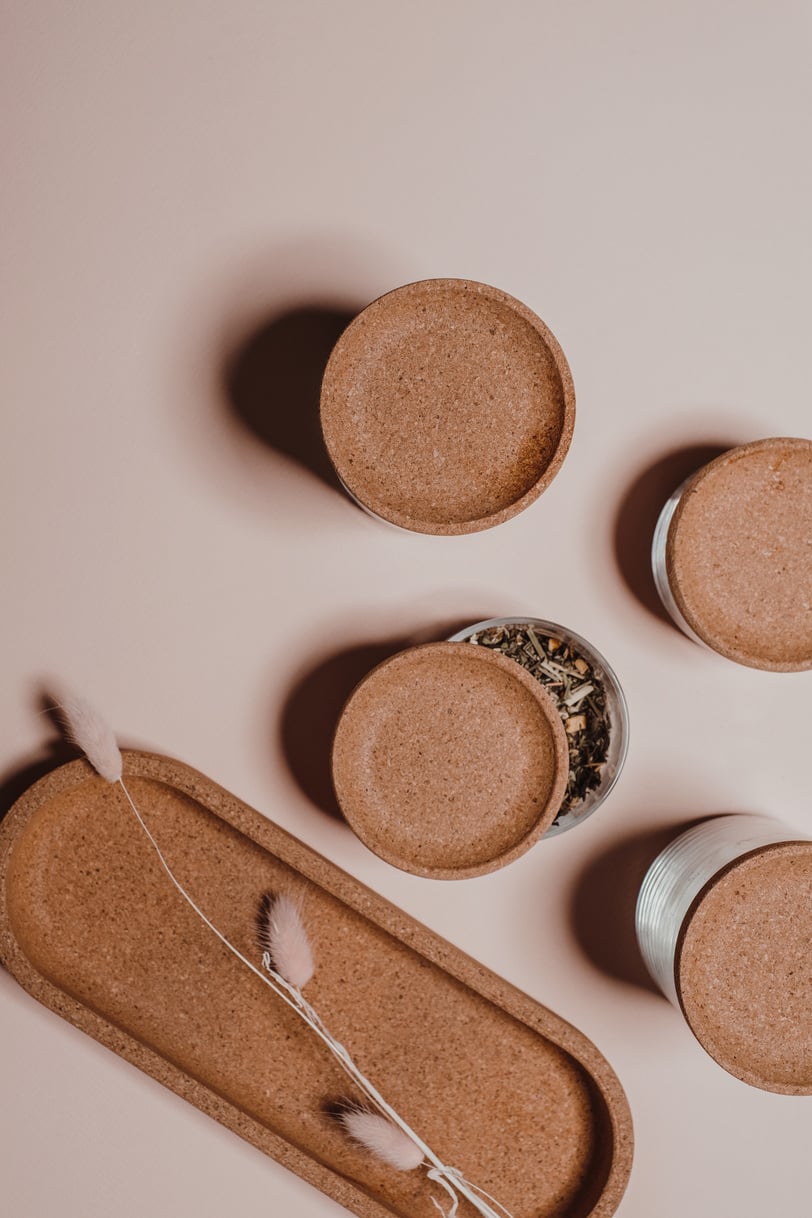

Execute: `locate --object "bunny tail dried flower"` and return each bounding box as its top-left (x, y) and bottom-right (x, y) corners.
top-left (52, 688), bottom-right (287, 1002)
top-left (259, 893), bottom-right (314, 989)
top-left (340, 1108), bottom-right (424, 1172)
top-left (58, 692), bottom-right (123, 783)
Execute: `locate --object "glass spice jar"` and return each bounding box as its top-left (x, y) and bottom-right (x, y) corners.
top-left (449, 617), bottom-right (629, 835)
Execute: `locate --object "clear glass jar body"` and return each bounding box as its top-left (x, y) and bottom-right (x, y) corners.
top-left (448, 617), bottom-right (629, 835)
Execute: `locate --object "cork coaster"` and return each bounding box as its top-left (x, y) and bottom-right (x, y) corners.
top-left (320, 279), bottom-right (575, 534)
top-left (676, 841), bottom-right (812, 1094)
top-left (665, 437), bottom-right (812, 670)
top-left (0, 753), bottom-right (632, 1218)
top-left (331, 642), bottom-right (569, 879)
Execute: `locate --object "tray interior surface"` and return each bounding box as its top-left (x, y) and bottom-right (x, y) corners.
top-left (0, 758), bottom-right (628, 1218)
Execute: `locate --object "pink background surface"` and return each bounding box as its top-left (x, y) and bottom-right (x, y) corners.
top-left (2, 4), bottom-right (810, 1215)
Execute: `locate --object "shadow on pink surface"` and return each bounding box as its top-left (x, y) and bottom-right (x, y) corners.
top-left (223, 304), bottom-right (358, 494)
top-left (613, 442), bottom-right (731, 623)
top-left (278, 618), bottom-right (487, 823)
top-left (0, 746), bottom-right (79, 827)
top-left (279, 637), bottom-right (409, 821)
top-left (568, 818), bottom-right (707, 996)
top-left (0, 696), bottom-right (77, 825)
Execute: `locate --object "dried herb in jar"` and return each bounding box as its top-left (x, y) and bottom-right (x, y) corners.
top-left (468, 624), bottom-right (610, 823)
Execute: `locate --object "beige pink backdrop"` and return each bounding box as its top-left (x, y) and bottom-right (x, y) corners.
top-left (2, 3), bottom-right (810, 1216)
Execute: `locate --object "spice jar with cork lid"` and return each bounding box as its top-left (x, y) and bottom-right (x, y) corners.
top-left (651, 437), bottom-right (812, 670)
top-left (331, 621), bottom-right (628, 879)
top-left (320, 279), bottom-right (575, 535)
top-left (331, 641), bottom-right (571, 879)
top-left (636, 814), bottom-right (812, 1093)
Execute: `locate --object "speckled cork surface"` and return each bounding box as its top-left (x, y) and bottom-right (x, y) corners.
top-left (0, 752), bottom-right (632, 1218)
top-left (676, 841), bottom-right (812, 1094)
top-left (665, 437), bottom-right (812, 670)
top-left (320, 279), bottom-right (576, 535)
top-left (331, 642), bottom-right (569, 879)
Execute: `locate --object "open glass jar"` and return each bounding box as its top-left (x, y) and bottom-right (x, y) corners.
top-left (448, 617), bottom-right (629, 835)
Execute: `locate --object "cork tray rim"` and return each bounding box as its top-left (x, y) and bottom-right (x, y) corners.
top-left (0, 752), bottom-right (632, 1218)
top-left (320, 278), bottom-right (576, 536)
top-left (331, 642), bottom-right (570, 879)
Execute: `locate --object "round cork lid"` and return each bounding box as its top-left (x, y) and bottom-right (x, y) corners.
top-left (676, 840), bottom-right (812, 1094)
top-left (331, 642), bottom-right (569, 878)
top-left (320, 279), bottom-right (575, 535)
top-left (666, 436), bottom-right (812, 670)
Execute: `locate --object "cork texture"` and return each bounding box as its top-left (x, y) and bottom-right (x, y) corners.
top-left (665, 437), bottom-right (812, 670)
top-left (676, 841), bottom-right (812, 1094)
top-left (0, 752), bottom-right (632, 1218)
top-left (320, 279), bottom-right (576, 535)
top-left (331, 642), bottom-right (569, 878)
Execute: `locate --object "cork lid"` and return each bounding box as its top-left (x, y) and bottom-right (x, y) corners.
top-left (320, 279), bottom-right (575, 535)
top-left (676, 840), bottom-right (812, 1094)
top-left (666, 437), bottom-right (812, 670)
top-left (331, 642), bottom-right (569, 878)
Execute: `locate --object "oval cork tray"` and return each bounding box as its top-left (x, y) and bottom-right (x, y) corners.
top-left (0, 753), bottom-right (632, 1218)
top-left (320, 279), bottom-right (575, 535)
top-left (332, 642), bottom-right (569, 879)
